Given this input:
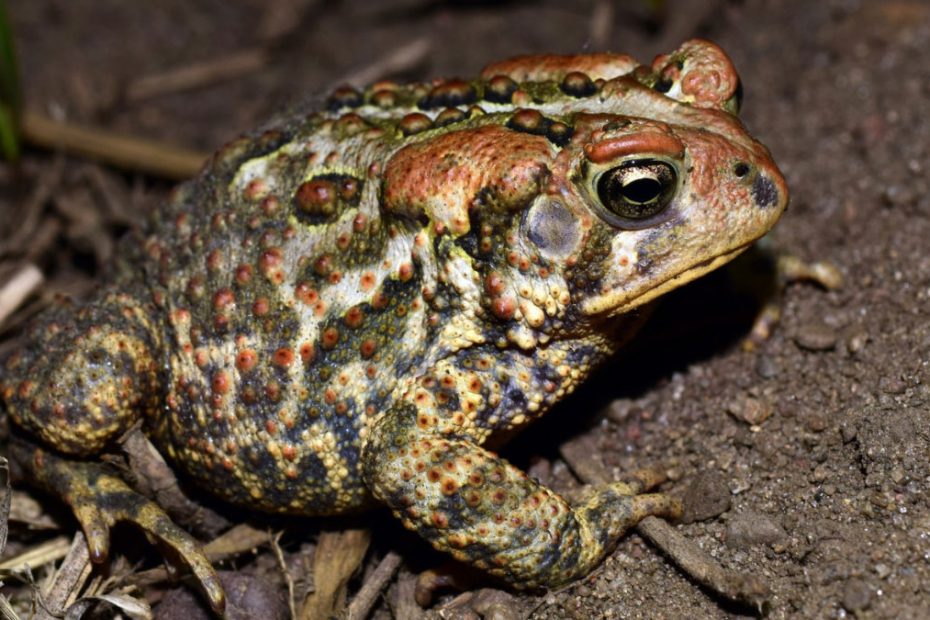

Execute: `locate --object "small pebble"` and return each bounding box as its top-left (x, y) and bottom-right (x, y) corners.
top-left (879, 376), bottom-right (906, 394)
top-left (804, 409), bottom-right (829, 432)
top-left (882, 184), bottom-right (916, 207)
top-left (810, 464), bottom-right (829, 483)
top-left (680, 470), bottom-right (731, 523)
top-left (840, 419), bottom-right (858, 443)
top-left (846, 330), bottom-right (868, 354)
top-left (726, 396), bottom-right (773, 426)
top-left (841, 577), bottom-right (872, 612)
top-left (470, 589), bottom-right (519, 620)
top-left (794, 322), bottom-right (838, 351)
top-left (725, 510), bottom-right (787, 548)
top-left (890, 466), bottom-right (907, 484)
top-left (606, 398), bottom-right (636, 423)
top-left (755, 355), bottom-right (779, 379)
top-left (874, 563), bottom-right (892, 579)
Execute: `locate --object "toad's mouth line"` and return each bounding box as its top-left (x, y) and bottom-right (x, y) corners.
top-left (581, 242), bottom-right (754, 316)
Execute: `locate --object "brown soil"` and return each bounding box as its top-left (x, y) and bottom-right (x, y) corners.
top-left (1, 1), bottom-right (928, 618)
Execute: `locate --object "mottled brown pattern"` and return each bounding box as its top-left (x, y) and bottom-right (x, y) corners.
top-left (1, 40), bottom-right (786, 611)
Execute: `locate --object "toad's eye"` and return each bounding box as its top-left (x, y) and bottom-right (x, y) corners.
top-left (596, 160), bottom-right (677, 224)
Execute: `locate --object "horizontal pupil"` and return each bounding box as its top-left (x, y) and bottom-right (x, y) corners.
top-left (621, 177), bottom-right (661, 204)
top-left (595, 160), bottom-right (676, 225)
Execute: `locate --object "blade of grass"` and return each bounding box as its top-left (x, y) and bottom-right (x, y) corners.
top-left (0, 0), bottom-right (21, 161)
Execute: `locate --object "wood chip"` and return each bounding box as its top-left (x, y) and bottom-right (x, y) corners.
top-left (120, 429), bottom-right (232, 538)
top-left (0, 264), bottom-right (44, 327)
top-left (257, 0), bottom-right (321, 41)
top-left (7, 490), bottom-right (61, 531)
top-left (299, 528), bottom-right (370, 620)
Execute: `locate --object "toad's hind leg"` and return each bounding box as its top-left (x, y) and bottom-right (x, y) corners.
top-left (363, 404), bottom-right (682, 588)
top-left (2, 289), bottom-right (224, 612)
top-left (9, 440), bottom-right (224, 613)
top-left (1, 288), bottom-right (162, 456)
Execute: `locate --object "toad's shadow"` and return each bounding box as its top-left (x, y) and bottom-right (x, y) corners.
top-left (506, 242), bottom-right (778, 466)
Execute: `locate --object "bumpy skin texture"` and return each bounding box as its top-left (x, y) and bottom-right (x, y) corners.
top-left (1, 40), bottom-right (787, 610)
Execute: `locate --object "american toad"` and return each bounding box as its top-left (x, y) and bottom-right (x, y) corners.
top-left (2, 39), bottom-right (786, 612)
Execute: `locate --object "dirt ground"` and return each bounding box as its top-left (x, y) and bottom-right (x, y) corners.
top-left (1, 0), bottom-right (929, 618)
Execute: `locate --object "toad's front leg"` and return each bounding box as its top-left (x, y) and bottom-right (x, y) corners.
top-left (362, 399), bottom-right (681, 588)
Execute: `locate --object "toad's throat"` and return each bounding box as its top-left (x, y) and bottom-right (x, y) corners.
top-left (581, 243), bottom-right (753, 316)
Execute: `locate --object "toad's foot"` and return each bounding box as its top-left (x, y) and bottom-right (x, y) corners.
top-left (412, 468), bottom-right (677, 606)
top-left (11, 440), bottom-right (224, 614)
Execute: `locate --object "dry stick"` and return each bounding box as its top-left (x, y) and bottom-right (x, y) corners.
top-left (635, 516), bottom-right (770, 608)
top-left (0, 157), bottom-right (63, 258)
top-left (270, 532), bottom-right (298, 620)
top-left (33, 532), bottom-right (92, 620)
top-left (0, 264), bottom-right (43, 326)
top-left (558, 442), bottom-right (770, 610)
top-left (127, 523), bottom-right (272, 590)
top-left (23, 38), bottom-right (430, 182)
top-left (346, 551), bottom-right (403, 620)
top-left (391, 574), bottom-right (424, 620)
top-left (589, 0), bottom-right (614, 50)
top-left (126, 48), bottom-right (270, 102)
top-left (0, 536), bottom-right (71, 572)
top-left (342, 37), bottom-right (432, 88)
top-left (20, 110), bottom-right (207, 181)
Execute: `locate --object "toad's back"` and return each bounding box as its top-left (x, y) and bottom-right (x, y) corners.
top-left (145, 114), bottom-right (432, 514)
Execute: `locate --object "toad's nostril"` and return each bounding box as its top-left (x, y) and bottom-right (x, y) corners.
top-left (751, 174), bottom-right (780, 209)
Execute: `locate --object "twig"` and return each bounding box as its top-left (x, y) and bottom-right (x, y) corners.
top-left (635, 516), bottom-right (769, 608)
top-left (0, 156), bottom-right (63, 258)
top-left (346, 551), bottom-right (402, 620)
top-left (0, 264), bottom-right (43, 327)
top-left (558, 438), bottom-right (771, 610)
top-left (126, 48), bottom-right (270, 102)
top-left (341, 37), bottom-right (432, 87)
top-left (0, 536), bottom-right (71, 572)
top-left (391, 573), bottom-right (424, 620)
top-left (20, 109), bottom-right (207, 180)
top-left (33, 532), bottom-right (91, 619)
top-left (125, 522), bottom-right (271, 595)
top-left (589, 0), bottom-right (614, 50)
top-left (270, 531), bottom-right (298, 620)
top-left (0, 457), bottom-right (8, 556)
